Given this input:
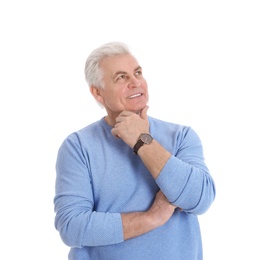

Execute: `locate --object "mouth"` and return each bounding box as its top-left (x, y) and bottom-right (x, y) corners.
top-left (127, 93), bottom-right (142, 99)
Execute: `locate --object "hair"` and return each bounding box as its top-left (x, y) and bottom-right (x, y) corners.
top-left (84, 41), bottom-right (131, 89)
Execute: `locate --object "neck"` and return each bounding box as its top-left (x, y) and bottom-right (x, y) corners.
top-left (104, 116), bottom-right (116, 127)
top-left (104, 109), bottom-right (142, 127)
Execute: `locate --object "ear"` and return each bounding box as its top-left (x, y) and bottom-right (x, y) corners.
top-left (90, 85), bottom-right (104, 104)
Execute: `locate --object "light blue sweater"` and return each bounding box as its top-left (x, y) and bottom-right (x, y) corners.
top-left (54, 116), bottom-right (216, 260)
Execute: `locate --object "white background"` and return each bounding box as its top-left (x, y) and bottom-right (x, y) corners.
top-left (0, 1), bottom-right (255, 259)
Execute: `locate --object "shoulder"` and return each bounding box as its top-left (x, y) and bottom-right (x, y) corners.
top-left (148, 116), bottom-right (200, 146)
top-left (148, 116), bottom-right (190, 133)
top-left (60, 118), bottom-right (105, 149)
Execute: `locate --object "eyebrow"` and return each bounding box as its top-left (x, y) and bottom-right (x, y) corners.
top-left (113, 66), bottom-right (142, 78)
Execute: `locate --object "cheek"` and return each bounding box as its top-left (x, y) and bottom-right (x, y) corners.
top-left (143, 83), bottom-right (149, 101)
top-left (102, 84), bottom-right (129, 108)
top-left (141, 79), bottom-right (148, 89)
top-left (103, 92), bottom-right (123, 109)
top-left (142, 82), bottom-right (148, 94)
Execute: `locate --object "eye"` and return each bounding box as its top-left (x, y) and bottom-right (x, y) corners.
top-left (116, 74), bottom-right (126, 82)
top-left (135, 70), bottom-right (142, 76)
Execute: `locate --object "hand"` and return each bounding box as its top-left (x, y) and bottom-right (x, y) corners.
top-left (121, 190), bottom-right (177, 240)
top-left (111, 106), bottom-right (149, 148)
top-left (147, 190), bottom-right (176, 227)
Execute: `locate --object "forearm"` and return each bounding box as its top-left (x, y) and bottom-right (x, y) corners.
top-left (55, 205), bottom-right (124, 247)
top-left (122, 191), bottom-right (176, 240)
top-left (137, 139), bottom-right (171, 179)
top-left (155, 156), bottom-right (216, 214)
top-left (121, 212), bottom-right (155, 240)
top-left (138, 145), bottom-right (215, 214)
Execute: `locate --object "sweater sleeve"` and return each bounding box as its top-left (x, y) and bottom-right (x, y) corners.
top-left (53, 134), bottom-right (124, 248)
top-left (155, 127), bottom-right (216, 215)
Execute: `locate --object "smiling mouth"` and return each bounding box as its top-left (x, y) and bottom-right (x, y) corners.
top-left (127, 93), bottom-right (142, 99)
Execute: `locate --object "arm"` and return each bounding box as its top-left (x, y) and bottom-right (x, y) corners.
top-left (137, 139), bottom-right (171, 179)
top-left (122, 190), bottom-right (176, 240)
top-left (54, 136), bottom-right (123, 247)
top-left (139, 127), bottom-right (216, 214)
top-left (111, 107), bottom-right (216, 214)
top-left (111, 107), bottom-right (171, 180)
top-left (54, 135), bottom-right (175, 248)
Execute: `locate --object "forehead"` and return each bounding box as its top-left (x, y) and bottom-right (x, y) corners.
top-left (100, 54), bottom-right (139, 74)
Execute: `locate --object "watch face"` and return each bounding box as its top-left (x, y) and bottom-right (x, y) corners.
top-left (141, 133), bottom-right (153, 144)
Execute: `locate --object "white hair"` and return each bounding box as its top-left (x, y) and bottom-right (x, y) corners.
top-left (84, 41), bottom-right (131, 89)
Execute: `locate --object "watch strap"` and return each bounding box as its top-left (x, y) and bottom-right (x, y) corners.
top-left (133, 139), bottom-right (144, 154)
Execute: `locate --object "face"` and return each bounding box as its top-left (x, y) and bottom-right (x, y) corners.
top-left (91, 54), bottom-right (149, 120)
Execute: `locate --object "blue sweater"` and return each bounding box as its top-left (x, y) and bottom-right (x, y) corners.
top-left (54, 116), bottom-right (216, 260)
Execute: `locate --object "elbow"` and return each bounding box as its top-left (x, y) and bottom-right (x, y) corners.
top-left (195, 187), bottom-right (216, 215)
top-left (174, 172), bottom-right (216, 215)
top-left (54, 212), bottom-right (88, 248)
top-left (57, 225), bottom-right (81, 248)
top-left (55, 222), bottom-right (80, 248)
top-left (189, 177), bottom-right (216, 215)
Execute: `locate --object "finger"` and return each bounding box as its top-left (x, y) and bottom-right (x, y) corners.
top-left (111, 128), bottom-right (120, 138)
top-left (119, 110), bottom-right (133, 117)
top-left (115, 111), bottom-right (133, 122)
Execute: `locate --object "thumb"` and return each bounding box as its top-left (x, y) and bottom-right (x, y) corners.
top-left (140, 106), bottom-right (149, 119)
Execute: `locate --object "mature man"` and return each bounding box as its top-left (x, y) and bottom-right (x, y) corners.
top-left (54, 42), bottom-right (216, 259)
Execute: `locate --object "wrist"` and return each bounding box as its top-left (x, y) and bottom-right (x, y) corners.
top-left (145, 209), bottom-right (160, 229)
top-left (133, 133), bottom-right (153, 154)
top-left (122, 211), bottom-right (156, 240)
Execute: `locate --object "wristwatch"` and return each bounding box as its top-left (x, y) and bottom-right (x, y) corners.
top-left (133, 133), bottom-right (153, 154)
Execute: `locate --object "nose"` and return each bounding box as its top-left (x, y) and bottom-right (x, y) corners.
top-left (128, 76), bottom-right (141, 88)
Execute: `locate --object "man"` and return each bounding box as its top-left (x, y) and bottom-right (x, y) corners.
top-left (54, 41), bottom-right (216, 259)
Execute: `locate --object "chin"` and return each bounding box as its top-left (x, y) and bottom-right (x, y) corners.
top-left (134, 110), bottom-right (141, 115)
top-left (127, 101), bottom-right (147, 114)
top-left (132, 107), bottom-right (144, 115)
